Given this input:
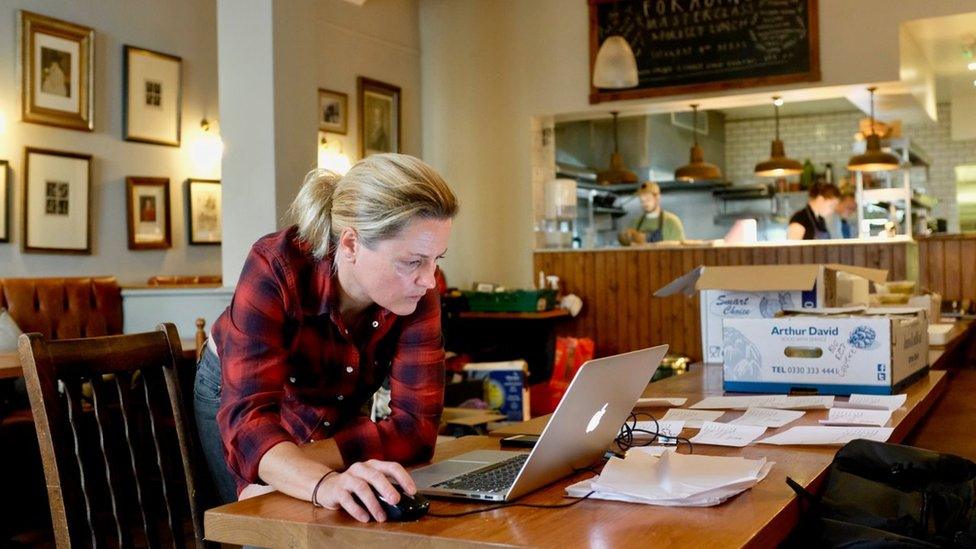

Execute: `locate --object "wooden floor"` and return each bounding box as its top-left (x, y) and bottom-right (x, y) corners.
top-left (904, 369), bottom-right (976, 460)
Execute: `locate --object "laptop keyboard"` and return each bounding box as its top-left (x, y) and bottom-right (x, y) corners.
top-left (432, 453), bottom-right (530, 494)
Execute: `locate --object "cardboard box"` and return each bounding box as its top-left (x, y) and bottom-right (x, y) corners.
top-left (722, 307), bottom-right (928, 395)
top-left (655, 264), bottom-right (889, 362)
top-left (463, 360), bottom-right (530, 421)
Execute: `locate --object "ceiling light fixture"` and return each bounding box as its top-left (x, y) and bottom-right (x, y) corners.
top-left (847, 87), bottom-right (901, 173)
top-left (597, 111), bottom-right (637, 184)
top-left (675, 104), bottom-right (722, 182)
top-left (755, 96), bottom-right (803, 177)
top-left (592, 36), bottom-right (638, 89)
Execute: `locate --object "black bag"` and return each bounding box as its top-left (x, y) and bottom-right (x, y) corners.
top-left (785, 439), bottom-right (976, 548)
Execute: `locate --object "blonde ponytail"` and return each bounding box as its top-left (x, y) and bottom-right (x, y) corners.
top-left (289, 154), bottom-right (458, 260)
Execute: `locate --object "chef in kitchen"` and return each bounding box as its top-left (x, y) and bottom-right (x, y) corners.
top-left (619, 181), bottom-right (686, 245)
top-left (787, 182), bottom-right (841, 240)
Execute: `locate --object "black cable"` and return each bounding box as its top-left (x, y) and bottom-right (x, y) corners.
top-left (426, 465), bottom-right (603, 518)
top-left (614, 411), bottom-right (694, 454)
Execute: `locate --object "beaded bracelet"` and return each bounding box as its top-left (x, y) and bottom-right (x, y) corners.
top-left (311, 470), bottom-right (339, 507)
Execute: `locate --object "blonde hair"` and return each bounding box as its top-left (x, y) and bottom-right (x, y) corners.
top-left (289, 153), bottom-right (458, 259)
top-left (638, 181), bottom-right (660, 196)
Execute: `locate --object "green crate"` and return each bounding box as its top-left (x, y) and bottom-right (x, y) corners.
top-left (461, 289), bottom-right (557, 312)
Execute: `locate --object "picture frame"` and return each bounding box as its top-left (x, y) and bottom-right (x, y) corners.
top-left (186, 178), bottom-right (221, 245)
top-left (124, 45), bottom-right (182, 146)
top-left (125, 176), bottom-right (171, 250)
top-left (23, 147), bottom-right (92, 254)
top-left (357, 77), bottom-right (401, 157)
top-left (0, 160), bottom-right (9, 243)
top-left (20, 11), bottom-right (94, 131)
top-left (318, 88), bottom-right (348, 134)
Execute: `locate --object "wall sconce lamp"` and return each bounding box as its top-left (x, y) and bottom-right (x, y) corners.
top-left (189, 118), bottom-right (224, 174)
top-left (318, 133), bottom-right (351, 175)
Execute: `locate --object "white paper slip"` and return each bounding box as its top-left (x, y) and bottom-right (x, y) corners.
top-left (690, 395), bottom-right (782, 410)
top-left (819, 407), bottom-right (892, 427)
top-left (637, 397), bottom-right (688, 407)
top-left (841, 393), bottom-right (908, 411)
top-left (757, 426), bottom-right (893, 446)
top-left (772, 395), bottom-right (835, 410)
top-left (623, 420), bottom-right (686, 443)
top-left (688, 421), bottom-right (766, 447)
top-left (626, 446), bottom-right (676, 458)
top-left (729, 407), bottom-right (805, 428)
top-left (691, 395), bottom-right (834, 411)
top-left (661, 409), bottom-right (725, 428)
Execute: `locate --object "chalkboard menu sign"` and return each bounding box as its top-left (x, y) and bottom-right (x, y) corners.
top-left (589, 0), bottom-right (820, 103)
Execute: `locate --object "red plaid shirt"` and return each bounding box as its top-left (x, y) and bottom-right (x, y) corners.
top-left (212, 227), bottom-right (445, 493)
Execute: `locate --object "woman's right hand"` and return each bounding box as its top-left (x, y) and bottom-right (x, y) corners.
top-left (314, 459), bottom-right (417, 523)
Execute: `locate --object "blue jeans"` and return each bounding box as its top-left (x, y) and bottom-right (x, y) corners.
top-left (193, 345), bottom-right (238, 505)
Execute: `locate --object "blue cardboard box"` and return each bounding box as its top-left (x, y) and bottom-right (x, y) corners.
top-left (463, 360), bottom-right (530, 421)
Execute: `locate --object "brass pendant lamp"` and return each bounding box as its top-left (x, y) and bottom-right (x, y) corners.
top-left (675, 104), bottom-right (722, 181)
top-left (597, 111), bottom-right (638, 184)
top-left (755, 96), bottom-right (802, 177)
top-left (847, 87), bottom-right (901, 172)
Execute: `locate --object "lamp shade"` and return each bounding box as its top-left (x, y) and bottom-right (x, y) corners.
top-left (755, 96), bottom-right (802, 177)
top-left (755, 139), bottom-right (803, 176)
top-left (675, 144), bottom-right (722, 181)
top-left (674, 104), bottom-right (722, 181)
top-left (593, 36), bottom-right (638, 89)
top-left (848, 134), bottom-right (901, 172)
top-left (848, 86), bottom-right (900, 172)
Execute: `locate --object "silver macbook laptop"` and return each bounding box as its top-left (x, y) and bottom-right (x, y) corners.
top-left (413, 345), bottom-right (668, 502)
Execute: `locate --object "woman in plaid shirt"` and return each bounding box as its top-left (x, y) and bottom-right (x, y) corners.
top-left (194, 154), bottom-right (457, 522)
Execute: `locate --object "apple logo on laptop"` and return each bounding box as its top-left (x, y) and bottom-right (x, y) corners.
top-left (586, 403), bottom-right (608, 434)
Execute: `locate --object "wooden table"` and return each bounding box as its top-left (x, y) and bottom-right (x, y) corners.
top-left (204, 364), bottom-right (947, 548)
top-left (0, 338), bottom-right (200, 380)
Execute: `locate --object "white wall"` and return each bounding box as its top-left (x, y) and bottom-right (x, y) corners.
top-left (272, 0), bottom-right (423, 222)
top-left (0, 0), bottom-right (221, 283)
top-left (217, 0), bottom-right (423, 285)
top-left (421, 0), bottom-right (976, 289)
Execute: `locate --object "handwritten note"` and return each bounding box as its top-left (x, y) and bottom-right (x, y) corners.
top-left (636, 397), bottom-right (688, 407)
top-left (661, 409), bottom-right (725, 428)
top-left (729, 407), bottom-right (805, 428)
top-left (757, 426), bottom-right (893, 446)
top-left (688, 422), bottom-right (767, 448)
top-left (691, 395), bottom-right (834, 411)
top-left (819, 408), bottom-right (892, 427)
top-left (777, 396), bottom-right (835, 410)
top-left (836, 394), bottom-right (907, 411)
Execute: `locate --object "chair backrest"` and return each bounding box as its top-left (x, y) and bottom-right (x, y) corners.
top-left (19, 323), bottom-right (204, 548)
top-left (0, 277), bottom-right (123, 339)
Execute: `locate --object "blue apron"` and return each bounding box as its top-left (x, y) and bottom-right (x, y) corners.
top-left (636, 213), bottom-right (664, 243)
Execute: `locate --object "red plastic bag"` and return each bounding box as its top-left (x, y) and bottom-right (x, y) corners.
top-left (530, 337), bottom-right (595, 417)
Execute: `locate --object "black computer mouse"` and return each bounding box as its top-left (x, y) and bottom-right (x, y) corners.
top-left (354, 484), bottom-right (430, 522)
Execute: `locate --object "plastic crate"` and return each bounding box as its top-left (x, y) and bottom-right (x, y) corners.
top-left (461, 289), bottom-right (557, 312)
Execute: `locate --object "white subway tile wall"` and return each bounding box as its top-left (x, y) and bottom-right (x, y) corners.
top-left (725, 104), bottom-right (976, 231)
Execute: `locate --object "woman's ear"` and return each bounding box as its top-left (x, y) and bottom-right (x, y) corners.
top-left (337, 227), bottom-right (359, 263)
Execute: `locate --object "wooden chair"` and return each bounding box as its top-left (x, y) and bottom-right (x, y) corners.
top-left (19, 323), bottom-right (206, 548)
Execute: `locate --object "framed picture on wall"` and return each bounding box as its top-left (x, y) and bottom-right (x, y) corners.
top-left (187, 179), bottom-right (221, 245)
top-left (0, 160), bottom-right (9, 243)
top-left (357, 77), bottom-right (401, 157)
top-left (124, 46), bottom-right (182, 146)
top-left (20, 11), bottom-right (94, 131)
top-left (125, 176), bottom-right (171, 250)
top-left (318, 88), bottom-right (348, 134)
top-left (23, 147), bottom-right (92, 254)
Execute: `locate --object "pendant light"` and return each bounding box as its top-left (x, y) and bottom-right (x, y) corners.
top-left (592, 36), bottom-right (638, 89)
top-left (675, 104), bottom-right (722, 182)
top-left (755, 96), bottom-right (802, 177)
top-left (597, 111), bottom-right (638, 185)
top-left (847, 87), bottom-right (901, 172)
